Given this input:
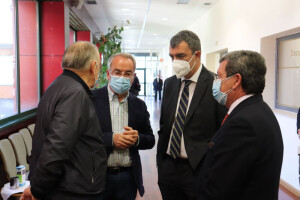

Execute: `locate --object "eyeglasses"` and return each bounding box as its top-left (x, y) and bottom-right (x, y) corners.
top-left (109, 70), bottom-right (133, 78)
top-left (214, 74), bottom-right (235, 82)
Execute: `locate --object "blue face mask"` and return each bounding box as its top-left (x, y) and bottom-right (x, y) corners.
top-left (109, 75), bottom-right (132, 94)
top-left (212, 76), bottom-right (234, 105)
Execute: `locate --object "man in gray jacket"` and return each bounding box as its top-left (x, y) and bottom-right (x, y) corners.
top-left (21, 41), bottom-right (107, 200)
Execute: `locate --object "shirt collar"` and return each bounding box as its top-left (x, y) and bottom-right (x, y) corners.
top-left (181, 63), bottom-right (202, 83)
top-left (62, 69), bottom-right (92, 96)
top-left (107, 84), bottom-right (129, 102)
top-left (228, 94), bottom-right (254, 114)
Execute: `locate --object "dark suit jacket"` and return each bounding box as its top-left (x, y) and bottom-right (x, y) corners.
top-left (197, 94), bottom-right (283, 200)
top-left (157, 65), bottom-right (227, 171)
top-left (153, 78), bottom-right (163, 91)
top-left (91, 86), bottom-right (155, 197)
top-left (297, 108), bottom-right (300, 132)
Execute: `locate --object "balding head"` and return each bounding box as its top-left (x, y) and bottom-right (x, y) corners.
top-left (62, 41), bottom-right (99, 70)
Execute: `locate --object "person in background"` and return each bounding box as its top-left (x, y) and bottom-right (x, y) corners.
top-left (156, 30), bottom-right (227, 200)
top-left (92, 53), bottom-right (155, 200)
top-left (129, 75), bottom-right (141, 96)
top-left (153, 75), bottom-right (163, 101)
top-left (21, 41), bottom-right (107, 200)
top-left (297, 107), bottom-right (300, 185)
top-left (297, 107), bottom-right (300, 136)
top-left (197, 50), bottom-right (283, 200)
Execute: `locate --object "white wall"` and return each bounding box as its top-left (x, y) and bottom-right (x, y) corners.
top-left (183, 0), bottom-right (300, 192)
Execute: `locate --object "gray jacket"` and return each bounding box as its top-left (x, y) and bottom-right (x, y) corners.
top-left (29, 70), bottom-right (107, 199)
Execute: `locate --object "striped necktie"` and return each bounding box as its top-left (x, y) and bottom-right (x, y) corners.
top-left (170, 80), bottom-right (192, 159)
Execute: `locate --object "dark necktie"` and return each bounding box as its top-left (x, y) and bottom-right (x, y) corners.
top-left (170, 80), bottom-right (192, 159)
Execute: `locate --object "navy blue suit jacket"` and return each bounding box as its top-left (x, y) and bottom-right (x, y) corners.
top-left (91, 86), bottom-right (155, 196)
top-left (197, 94), bottom-right (283, 200)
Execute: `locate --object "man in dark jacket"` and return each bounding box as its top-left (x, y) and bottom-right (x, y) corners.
top-left (92, 53), bottom-right (155, 200)
top-left (21, 41), bottom-right (107, 200)
top-left (197, 50), bottom-right (283, 200)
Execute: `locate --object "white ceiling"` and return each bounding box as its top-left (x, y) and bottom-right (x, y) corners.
top-left (84, 0), bottom-right (220, 52)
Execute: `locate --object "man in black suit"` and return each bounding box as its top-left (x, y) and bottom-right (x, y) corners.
top-left (92, 53), bottom-right (155, 200)
top-left (156, 30), bottom-right (227, 200)
top-left (153, 75), bottom-right (163, 101)
top-left (197, 50), bottom-right (283, 200)
top-left (297, 107), bottom-right (300, 136)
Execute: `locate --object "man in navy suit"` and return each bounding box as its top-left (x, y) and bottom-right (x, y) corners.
top-left (197, 50), bottom-right (283, 200)
top-left (92, 53), bottom-right (155, 200)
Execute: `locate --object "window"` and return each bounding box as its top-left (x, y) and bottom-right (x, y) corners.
top-left (0, 0), bottom-right (17, 119)
top-left (276, 33), bottom-right (300, 112)
top-left (0, 0), bottom-right (39, 122)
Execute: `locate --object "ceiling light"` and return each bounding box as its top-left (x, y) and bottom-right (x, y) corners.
top-left (121, 8), bottom-right (130, 11)
top-left (85, 0), bottom-right (97, 4)
top-left (153, 33), bottom-right (158, 36)
top-left (177, 0), bottom-right (190, 4)
top-left (161, 17), bottom-right (168, 21)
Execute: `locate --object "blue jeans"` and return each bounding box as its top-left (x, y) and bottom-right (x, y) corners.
top-left (98, 169), bottom-right (137, 200)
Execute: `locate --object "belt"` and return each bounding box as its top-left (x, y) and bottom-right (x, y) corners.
top-left (107, 167), bottom-right (132, 174)
top-left (165, 154), bottom-right (189, 163)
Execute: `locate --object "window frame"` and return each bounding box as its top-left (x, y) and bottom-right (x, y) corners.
top-left (0, 0), bottom-right (40, 130)
top-left (275, 32), bottom-right (300, 113)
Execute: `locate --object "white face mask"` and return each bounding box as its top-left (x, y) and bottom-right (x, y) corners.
top-left (172, 54), bottom-right (196, 78)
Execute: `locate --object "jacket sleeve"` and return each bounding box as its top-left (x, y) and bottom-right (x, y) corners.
top-left (30, 90), bottom-right (89, 199)
top-left (135, 101), bottom-right (155, 150)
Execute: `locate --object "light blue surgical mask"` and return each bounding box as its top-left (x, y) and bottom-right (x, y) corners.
top-left (109, 75), bottom-right (131, 94)
top-left (212, 75), bottom-right (234, 105)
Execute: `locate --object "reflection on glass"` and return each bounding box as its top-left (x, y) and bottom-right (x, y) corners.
top-left (0, 0), bottom-right (17, 119)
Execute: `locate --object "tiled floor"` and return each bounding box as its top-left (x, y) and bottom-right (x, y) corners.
top-left (136, 96), bottom-right (298, 200)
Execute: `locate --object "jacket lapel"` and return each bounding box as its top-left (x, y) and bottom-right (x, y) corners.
top-left (128, 94), bottom-right (134, 128)
top-left (99, 86), bottom-right (112, 131)
top-left (185, 66), bottom-right (209, 124)
top-left (213, 94), bottom-right (262, 140)
top-left (165, 78), bottom-right (181, 129)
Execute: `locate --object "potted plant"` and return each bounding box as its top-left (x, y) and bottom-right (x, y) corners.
top-left (95, 25), bottom-right (124, 88)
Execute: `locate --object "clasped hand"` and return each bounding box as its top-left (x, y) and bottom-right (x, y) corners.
top-left (113, 126), bottom-right (138, 149)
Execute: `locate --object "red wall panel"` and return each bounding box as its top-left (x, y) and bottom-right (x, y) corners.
top-left (18, 1), bottom-right (39, 111)
top-left (77, 31), bottom-right (91, 42)
top-left (41, 1), bottom-right (65, 92)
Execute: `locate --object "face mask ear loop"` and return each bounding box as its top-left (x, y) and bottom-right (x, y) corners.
top-left (188, 53), bottom-right (197, 72)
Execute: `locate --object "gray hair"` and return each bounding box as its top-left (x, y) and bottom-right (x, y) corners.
top-left (219, 50), bottom-right (267, 94)
top-left (62, 41), bottom-right (99, 70)
top-left (170, 30), bottom-right (201, 53)
top-left (108, 53), bottom-right (136, 71)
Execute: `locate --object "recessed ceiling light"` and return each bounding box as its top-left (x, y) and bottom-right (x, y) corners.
top-left (153, 33), bottom-right (158, 36)
top-left (177, 0), bottom-right (189, 4)
top-left (161, 17), bottom-right (168, 21)
top-left (121, 8), bottom-right (130, 11)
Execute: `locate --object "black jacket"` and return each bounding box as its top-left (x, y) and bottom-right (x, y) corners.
top-left (29, 70), bottom-right (107, 199)
top-left (157, 66), bottom-right (227, 171)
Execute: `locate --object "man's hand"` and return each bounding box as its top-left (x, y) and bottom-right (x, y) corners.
top-left (113, 133), bottom-right (136, 149)
top-left (20, 187), bottom-right (38, 200)
top-left (112, 126), bottom-right (139, 149)
top-left (123, 126), bottom-right (138, 144)
top-left (298, 129), bottom-right (300, 139)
